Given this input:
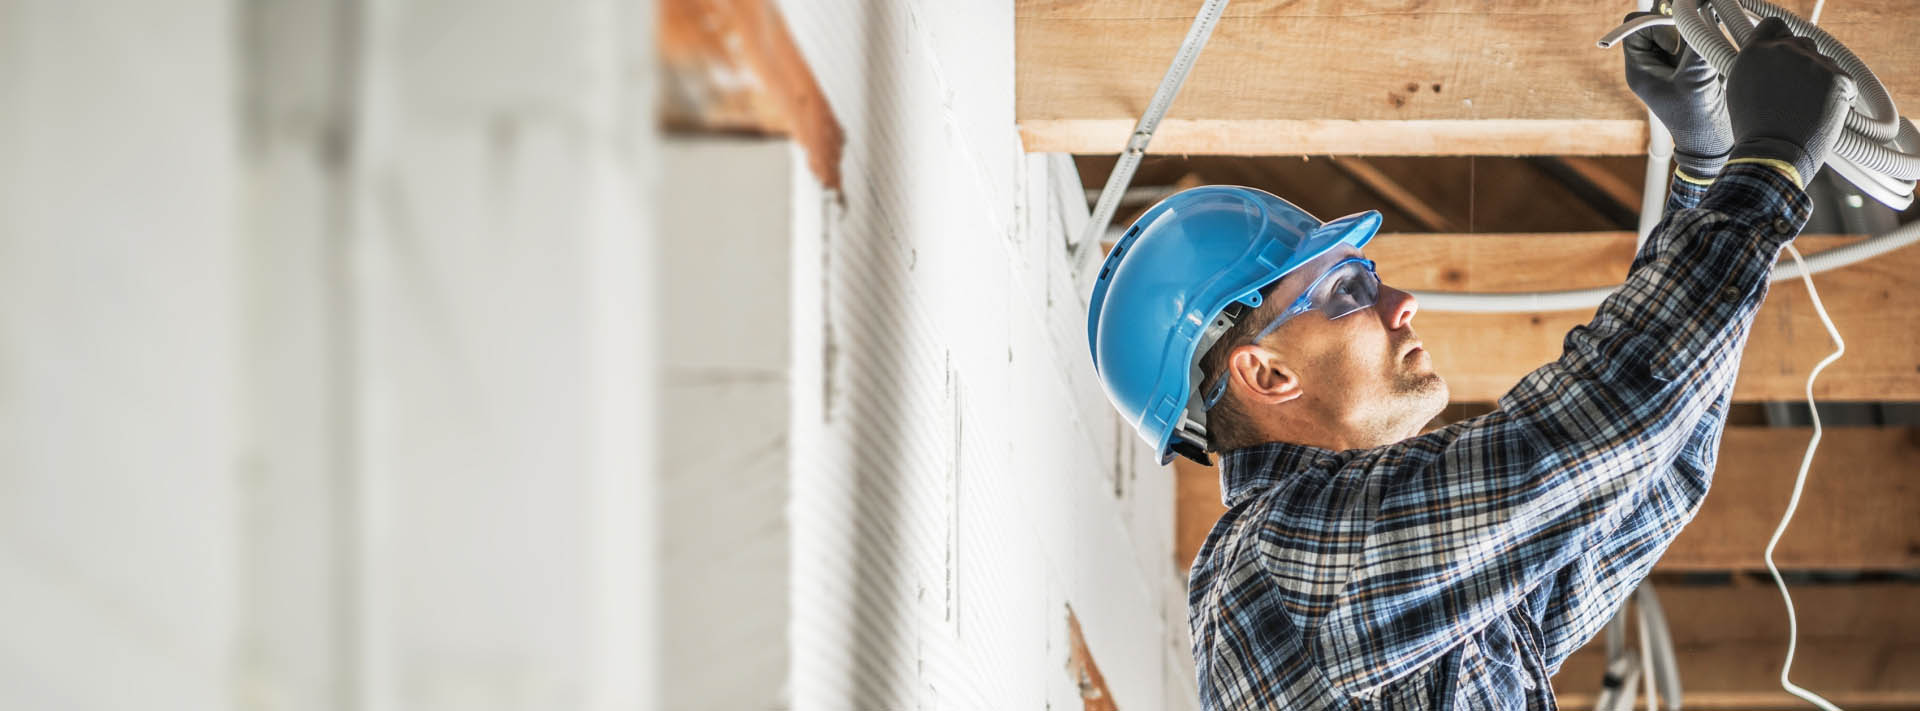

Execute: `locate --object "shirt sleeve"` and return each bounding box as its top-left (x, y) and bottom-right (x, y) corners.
top-left (1523, 167), bottom-right (1757, 670)
top-left (1668, 170), bottom-right (1713, 213)
top-left (1292, 164), bottom-right (1812, 697)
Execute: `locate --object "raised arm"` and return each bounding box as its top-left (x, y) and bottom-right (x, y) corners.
top-left (1276, 163), bottom-right (1808, 698)
top-left (1253, 18), bottom-right (1852, 699)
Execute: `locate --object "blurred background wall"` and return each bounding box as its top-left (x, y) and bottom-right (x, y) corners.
top-left (0, 1), bottom-right (1190, 709)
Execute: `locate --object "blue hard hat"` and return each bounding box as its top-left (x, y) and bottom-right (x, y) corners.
top-left (1086, 185), bottom-right (1382, 465)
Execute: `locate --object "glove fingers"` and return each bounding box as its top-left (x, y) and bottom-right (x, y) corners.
top-left (1749, 16), bottom-right (1792, 43)
top-left (1620, 11), bottom-right (1682, 60)
top-left (1836, 74), bottom-right (1859, 102)
top-left (1650, 25), bottom-right (1681, 56)
top-left (1675, 43), bottom-right (1714, 75)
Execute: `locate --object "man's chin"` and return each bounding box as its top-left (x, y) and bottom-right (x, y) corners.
top-left (1400, 371), bottom-right (1449, 417)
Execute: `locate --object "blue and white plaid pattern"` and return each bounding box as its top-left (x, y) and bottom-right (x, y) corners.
top-left (1188, 164), bottom-right (1812, 710)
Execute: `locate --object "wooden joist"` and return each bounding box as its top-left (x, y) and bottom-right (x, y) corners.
top-left (1174, 427), bottom-right (1920, 575)
top-left (659, 0), bottom-right (844, 187)
top-left (1016, 0), bottom-right (1920, 155)
top-left (1021, 118), bottom-right (1650, 156)
top-left (1364, 233), bottom-right (1920, 401)
top-left (1551, 583), bottom-right (1920, 709)
top-left (1330, 158), bottom-right (1461, 232)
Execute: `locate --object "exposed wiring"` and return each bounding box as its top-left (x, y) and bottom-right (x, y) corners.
top-left (1762, 241), bottom-right (1849, 711)
top-left (1756, 5), bottom-right (1846, 708)
top-left (1672, 0), bottom-right (1918, 210)
top-left (1636, 602), bottom-right (1658, 711)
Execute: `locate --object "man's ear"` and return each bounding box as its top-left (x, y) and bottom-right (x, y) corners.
top-left (1227, 343), bottom-right (1302, 406)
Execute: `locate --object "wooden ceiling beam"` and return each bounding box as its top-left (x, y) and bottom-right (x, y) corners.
top-left (1556, 157), bottom-right (1644, 213)
top-left (659, 0), bottom-right (843, 188)
top-left (1021, 118), bottom-right (1651, 156)
top-left (1176, 426), bottom-right (1920, 576)
top-left (1366, 233), bottom-right (1920, 401)
top-left (1330, 157), bottom-right (1461, 232)
top-left (1017, 1), bottom-right (1919, 155)
top-left (1551, 583), bottom-right (1920, 709)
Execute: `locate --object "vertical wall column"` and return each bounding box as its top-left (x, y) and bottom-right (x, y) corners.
top-left (246, 0), bottom-right (665, 710)
top-left (657, 136), bottom-right (811, 709)
top-left (336, 0), bottom-right (661, 709)
top-left (0, 3), bottom-right (240, 710)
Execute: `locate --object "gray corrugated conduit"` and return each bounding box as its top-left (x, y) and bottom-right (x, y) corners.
top-left (1674, 0), bottom-right (1919, 204)
top-left (1414, 0), bottom-right (1920, 313)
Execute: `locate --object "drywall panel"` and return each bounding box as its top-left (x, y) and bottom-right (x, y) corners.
top-left (345, 0), bottom-right (660, 709)
top-left (658, 137), bottom-right (800, 709)
top-left (776, 1), bottom-right (1198, 709)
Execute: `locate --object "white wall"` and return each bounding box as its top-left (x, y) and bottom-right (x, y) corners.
top-left (4, 0), bottom-right (663, 709)
top-left (775, 2), bottom-right (1198, 709)
top-left (252, 0), bottom-right (663, 709)
top-left (658, 138), bottom-right (805, 709)
top-left (0, 1), bottom-right (1194, 709)
top-left (0, 2), bottom-right (239, 709)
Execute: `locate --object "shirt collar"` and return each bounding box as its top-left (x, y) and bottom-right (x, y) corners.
top-left (1217, 440), bottom-right (1342, 507)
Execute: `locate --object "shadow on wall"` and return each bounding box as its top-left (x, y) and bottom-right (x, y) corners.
top-left (837, 0), bottom-right (914, 705)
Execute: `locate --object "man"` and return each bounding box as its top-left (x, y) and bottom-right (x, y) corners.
top-left (1084, 17), bottom-right (1853, 710)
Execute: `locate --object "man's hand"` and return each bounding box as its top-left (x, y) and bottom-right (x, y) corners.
top-left (1623, 11), bottom-right (1732, 179)
top-left (1727, 17), bottom-right (1855, 187)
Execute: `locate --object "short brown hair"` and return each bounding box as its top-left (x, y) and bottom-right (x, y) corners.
top-left (1194, 282), bottom-right (1289, 452)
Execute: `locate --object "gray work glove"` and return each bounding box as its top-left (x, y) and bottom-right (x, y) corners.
top-left (1726, 17), bottom-right (1856, 186)
top-left (1622, 12), bottom-right (1732, 179)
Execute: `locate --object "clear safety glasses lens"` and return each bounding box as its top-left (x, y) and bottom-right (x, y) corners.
top-left (1248, 258), bottom-right (1380, 343)
top-left (1204, 258), bottom-right (1381, 410)
top-left (1310, 258), bottom-right (1380, 321)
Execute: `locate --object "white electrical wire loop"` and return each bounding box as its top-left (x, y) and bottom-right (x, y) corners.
top-left (1762, 6), bottom-right (1845, 709)
top-left (1764, 243), bottom-right (1847, 711)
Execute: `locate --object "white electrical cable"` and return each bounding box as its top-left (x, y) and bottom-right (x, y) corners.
top-left (1639, 117), bottom-right (1676, 248)
top-left (1636, 602), bottom-right (1658, 711)
top-left (1761, 229), bottom-right (1850, 711)
top-left (1758, 8), bottom-right (1846, 709)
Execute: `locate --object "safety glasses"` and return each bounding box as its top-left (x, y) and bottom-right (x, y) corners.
top-left (1200, 257), bottom-right (1380, 409)
top-left (1251, 257), bottom-right (1380, 342)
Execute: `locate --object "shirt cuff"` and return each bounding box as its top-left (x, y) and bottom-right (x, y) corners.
top-left (1724, 157), bottom-right (1803, 189)
top-left (1668, 171), bottom-right (1712, 211)
top-left (1699, 162), bottom-right (1815, 248)
top-left (1674, 169), bottom-right (1717, 186)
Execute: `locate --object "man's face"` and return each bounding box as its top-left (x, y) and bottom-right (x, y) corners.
top-left (1256, 245), bottom-right (1448, 437)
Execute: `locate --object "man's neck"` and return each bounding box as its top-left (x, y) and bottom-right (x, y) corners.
top-left (1257, 416), bottom-right (1413, 453)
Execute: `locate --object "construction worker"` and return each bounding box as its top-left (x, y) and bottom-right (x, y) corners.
top-left (1085, 17), bottom-right (1853, 710)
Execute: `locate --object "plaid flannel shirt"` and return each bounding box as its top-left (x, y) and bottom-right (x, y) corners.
top-left (1188, 164), bottom-right (1813, 710)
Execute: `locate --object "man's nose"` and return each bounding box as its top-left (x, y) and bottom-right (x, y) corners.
top-left (1378, 285), bottom-right (1418, 330)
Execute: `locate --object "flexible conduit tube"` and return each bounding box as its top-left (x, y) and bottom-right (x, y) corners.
top-left (1675, 0), bottom-right (1920, 181)
top-left (1595, 605), bottom-right (1638, 711)
top-left (1408, 217), bottom-right (1920, 313)
top-left (1636, 585), bottom-right (1684, 710)
top-left (1635, 0), bottom-right (1672, 250)
top-left (1640, 117), bottom-right (1675, 248)
top-left (1415, 0), bottom-right (1920, 313)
